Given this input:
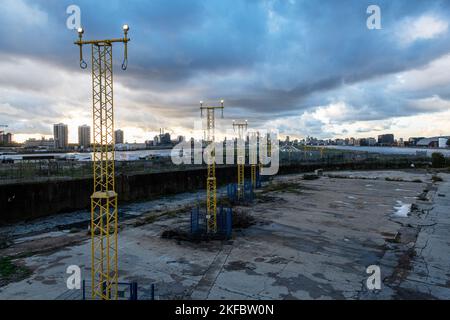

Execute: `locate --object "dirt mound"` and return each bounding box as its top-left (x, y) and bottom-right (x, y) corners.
top-left (232, 209), bottom-right (255, 229)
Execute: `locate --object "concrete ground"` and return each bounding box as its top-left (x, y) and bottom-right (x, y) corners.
top-left (0, 170), bottom-right (449, 300)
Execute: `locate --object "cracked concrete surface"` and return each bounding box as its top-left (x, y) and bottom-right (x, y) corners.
top-left (0, 170), bottom-right (449, 300)
top-left (366, 175), bottom-right (450, 299)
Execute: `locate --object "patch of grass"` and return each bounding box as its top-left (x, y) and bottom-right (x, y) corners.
top-left (432, 175), bottom-right (443, 182)
top-left (303, 174), bottom-right (319, 180)
top-left (263, 181), bottom-right (303, 194)
top-left (217, 198), bottom-right (233, 207)
top-left (232, 209), bottom-right (256, 229)
top-left (0, 257), bottom-right (32, 286)
top-left (327, 174), bottom-right (376, 180)
top-left (165, 207), bottom-right (187, 218)
top-left (0, 257), bottom-right (16, 278)
top-left (0, 237), bottom-right (11, 250)
top-left (134, 206), bottom-right (190, 227)
top-left (385, 177), bottom-right (405, 182)
top-left (431, 152), bottom-right (446, 168)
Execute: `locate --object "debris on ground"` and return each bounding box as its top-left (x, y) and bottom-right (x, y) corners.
top-left (161, 229), bottom-right (230, 242)
top-left (303, 173), bottom-right (320, 180)
top-left (232, 209), bottom-right (256, 229)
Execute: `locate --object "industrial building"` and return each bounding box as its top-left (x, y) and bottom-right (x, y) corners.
top-left (416, 136), bottom-right (450, 148)
top-left (154, 129), bottom-right (171, 146)
top-left (23, 137), bottom-right (55, 149)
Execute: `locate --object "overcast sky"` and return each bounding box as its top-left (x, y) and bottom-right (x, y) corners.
top-left (1, 0), bottom-right (450, 143)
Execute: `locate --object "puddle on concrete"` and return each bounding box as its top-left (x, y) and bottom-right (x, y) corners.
top-left (393, 201), bottom-right (411, 218)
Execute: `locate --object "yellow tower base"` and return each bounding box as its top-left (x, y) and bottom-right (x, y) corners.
top-left (90, 191), bottom-right (118, 300)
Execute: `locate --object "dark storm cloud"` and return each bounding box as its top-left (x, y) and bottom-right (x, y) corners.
top-left (1, 0), bottom-right (450, 139)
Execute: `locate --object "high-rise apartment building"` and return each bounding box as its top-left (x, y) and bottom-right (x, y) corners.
top-left (53, 123), bottom-right (68, 149)
top-left (115, 129), bottom-right (124, 144)
top-left (78, 125), bottom-right (91, 150)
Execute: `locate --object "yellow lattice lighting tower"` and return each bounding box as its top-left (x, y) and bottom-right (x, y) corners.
top-left (250, 131), bottom-right (258, 188)
top-left (200, 100), bottom-right (224, 233)
top-left (74, 25), bottom-right (130, 300)
top-left (256, 131), bottom-right (263, 177)
top-left (233, 120), bottom-right (248, 199)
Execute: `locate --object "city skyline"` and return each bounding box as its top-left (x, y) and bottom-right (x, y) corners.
top-left (5, 120), bottom-right (450, 146)
top-left (1, 1), bottom-right (450, 143)
top-left (10, 120), bottom-right (449, 150)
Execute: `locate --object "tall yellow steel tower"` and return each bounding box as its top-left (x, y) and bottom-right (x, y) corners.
top-left (233, 120), bottom-right (248, 199)
top-left (200, 100), bottom-right (224, 233)
top-left (250, 131), bottom-right (257, 188)
top-left (74, 25), bottom-right (130, 300)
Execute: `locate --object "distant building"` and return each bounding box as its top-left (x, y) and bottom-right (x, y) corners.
top-left (53, 123), bottom-right (68, 149)
top-left (24, 137), bottom-right (55, 149)
top-left (306, 136), bottom-right (318, 145)
top-left (161, 133), bottom-right (171, 145)
top-left (378, 134), bottom-right (394, 146)
top-left (367, 138), bottom-right (377, 146)
top-left (349, 137), bottom-right (356, 146)
top-left (408, 137), bottom-right (426, 146)
top-left (78, 125), bottom-right (91, 150)
top-left (0, 132), bottom-right (13, 144)
top-left (115, 129), bottom-right (124, 144)
top-left (154, 129), bottom-right (171, 146)
top-left (439, 138), bottom-right (448, 148)
top-left (153, 135), bottom-right (160, 145)
top-left (417, 136), bottom-right (450, 148)
top-left (356, 138), bottom-right (367, 146)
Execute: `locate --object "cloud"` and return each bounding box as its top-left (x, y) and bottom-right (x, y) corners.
top-left (396, 15), bottom-right (448, 46)
top-left (408, 95), bottom-right (450, 112)
top-left (1, 0), bottom-right (450, 142)
top-left (0, 0), bottom-right (48, 27)
top-left (390, 54), bottom-right (450, 93)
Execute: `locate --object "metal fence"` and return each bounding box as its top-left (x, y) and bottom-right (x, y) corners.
top-left (227, 180), bottom-right (255, 204)
top-left (191, 206), bottom-right (233, 238)
top-left (279, 149), bottom-right (431, 167)
top-left (0, 149), bottom-right (431, 183)
top-left (0, 158), bottom-right (204, 182)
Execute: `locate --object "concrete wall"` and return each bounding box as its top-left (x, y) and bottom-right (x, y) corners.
top-left (0, 158), bottom-right (426, 224)
top-left (0, 167), bottom-right (237, 224)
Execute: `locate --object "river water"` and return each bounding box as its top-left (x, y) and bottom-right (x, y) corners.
top-left (2, 145), bottom-right (449, 162)
top-left (324, 145), bottom-right (450, 157)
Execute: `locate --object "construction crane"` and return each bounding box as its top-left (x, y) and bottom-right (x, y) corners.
top-left (232, 120), bottom-right (248, 199)
top-left (200, 100), bottom-right (224, 233)
top-left (74, 24), bottom-right (130, 300)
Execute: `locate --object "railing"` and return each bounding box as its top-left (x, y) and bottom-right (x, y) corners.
top-left (0, 150), bottom-right (431, 183)
top-left (55, 280), bottom-right (155, 300)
